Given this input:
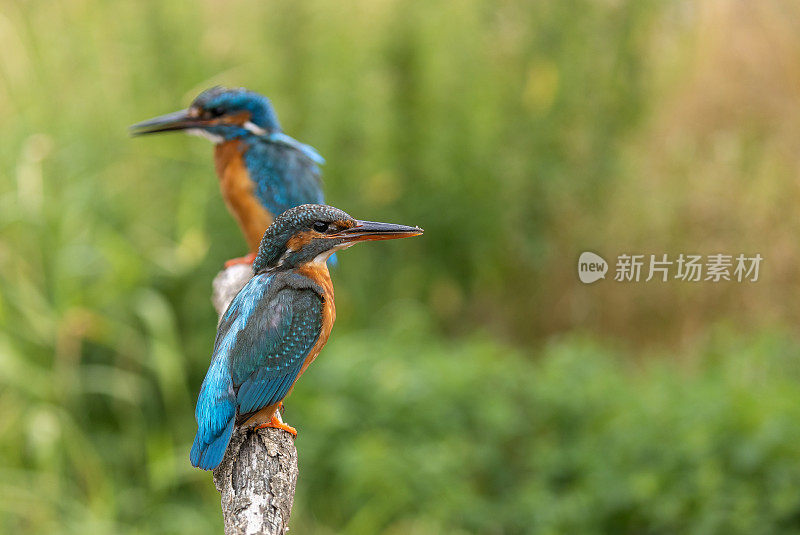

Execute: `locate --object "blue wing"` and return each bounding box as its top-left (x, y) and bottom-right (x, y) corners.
top-left (243, 136), bottom-right (338, 267)
top-left (243, 137), bottom-right (325, 218)
top-left (190, 273), bottom-right (323, 470)
top-left (230, 286), bottom-right (323, 416)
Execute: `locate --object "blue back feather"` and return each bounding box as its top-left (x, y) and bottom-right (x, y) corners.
top-left (243, 137), bottom-right (325, 218)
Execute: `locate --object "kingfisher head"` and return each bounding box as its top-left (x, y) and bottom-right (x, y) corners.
top-left (253, 204), bottom-right (423, 273)
top-left (130, 87), bottom-right (281, 143)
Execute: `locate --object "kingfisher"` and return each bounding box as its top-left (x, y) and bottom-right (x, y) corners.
top-left (190, 204), bottom-right (422, 470)
top-left (130, 87), bottom-right (330, 266)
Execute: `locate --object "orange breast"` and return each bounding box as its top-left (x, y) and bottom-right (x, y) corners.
top-left (214, 140), bottom-right (273, 252)
top-left (296, 263), bottom-right (336, 379)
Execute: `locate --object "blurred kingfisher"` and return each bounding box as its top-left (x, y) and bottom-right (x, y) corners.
top-left (131, 87), bottom-right (330, 266)
top-left (190, 204), bottom-right (422, 470)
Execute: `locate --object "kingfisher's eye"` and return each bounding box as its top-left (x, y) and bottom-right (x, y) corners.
top-left (206, 107), bottom-right (224, 118)
top-left (313, 221), bottom-right (329, 233)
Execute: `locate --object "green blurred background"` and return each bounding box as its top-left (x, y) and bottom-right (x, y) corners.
top-left (3, 0), bottom-right (800, 533)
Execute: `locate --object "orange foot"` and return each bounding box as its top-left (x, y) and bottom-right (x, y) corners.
top-left (224, 252), bottom-right (257, 268)
top-left (255, 415), bottom-right (297, 437)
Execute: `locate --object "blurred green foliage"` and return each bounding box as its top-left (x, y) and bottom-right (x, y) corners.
top-left (2, 0), bottom-right (800, 533)
top-left (6, 308), bottom-right (800, 533)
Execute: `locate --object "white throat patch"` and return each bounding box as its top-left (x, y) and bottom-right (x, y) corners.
top-left (311, 242), bottom-right (354, 266)
top-left (187, 128), bottom-right (224, 144)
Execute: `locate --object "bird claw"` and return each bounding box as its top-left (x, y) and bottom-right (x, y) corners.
top-left (224, 252), bottom-right (257, 268)
top-left (255, 415), bottom-right (297, 437)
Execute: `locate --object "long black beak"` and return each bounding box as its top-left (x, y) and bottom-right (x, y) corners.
top-left (337, 220), bottom-right (423, 242)
top-left (129, 109), bottom-right (201, 136)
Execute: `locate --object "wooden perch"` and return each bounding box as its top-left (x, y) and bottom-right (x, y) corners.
top-left (210, 264), bottom-right (299, 535)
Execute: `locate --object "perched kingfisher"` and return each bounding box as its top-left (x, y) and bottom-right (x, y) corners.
top-left (131, 87), bottom-right (329, 265)
top-left (190, 204), bottom-right (422, 470)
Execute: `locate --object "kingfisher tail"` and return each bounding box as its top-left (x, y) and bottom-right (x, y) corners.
top-left (191, 363), bottom-right (237, 471)
top-left (190, 417), bottom-right (234, 470)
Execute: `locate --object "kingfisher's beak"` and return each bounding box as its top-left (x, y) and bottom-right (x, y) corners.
top-left (129, 109), bottom-right (202, 136)
top-left (336, 220), bottom-right (423, 242)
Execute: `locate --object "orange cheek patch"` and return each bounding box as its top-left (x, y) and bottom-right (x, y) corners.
top-left (286, 231), bottom-right (315, 251)
top-left (228, 111), bottom-right (251, 126)
top-left (209, 111), bottom-right (251, 126)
